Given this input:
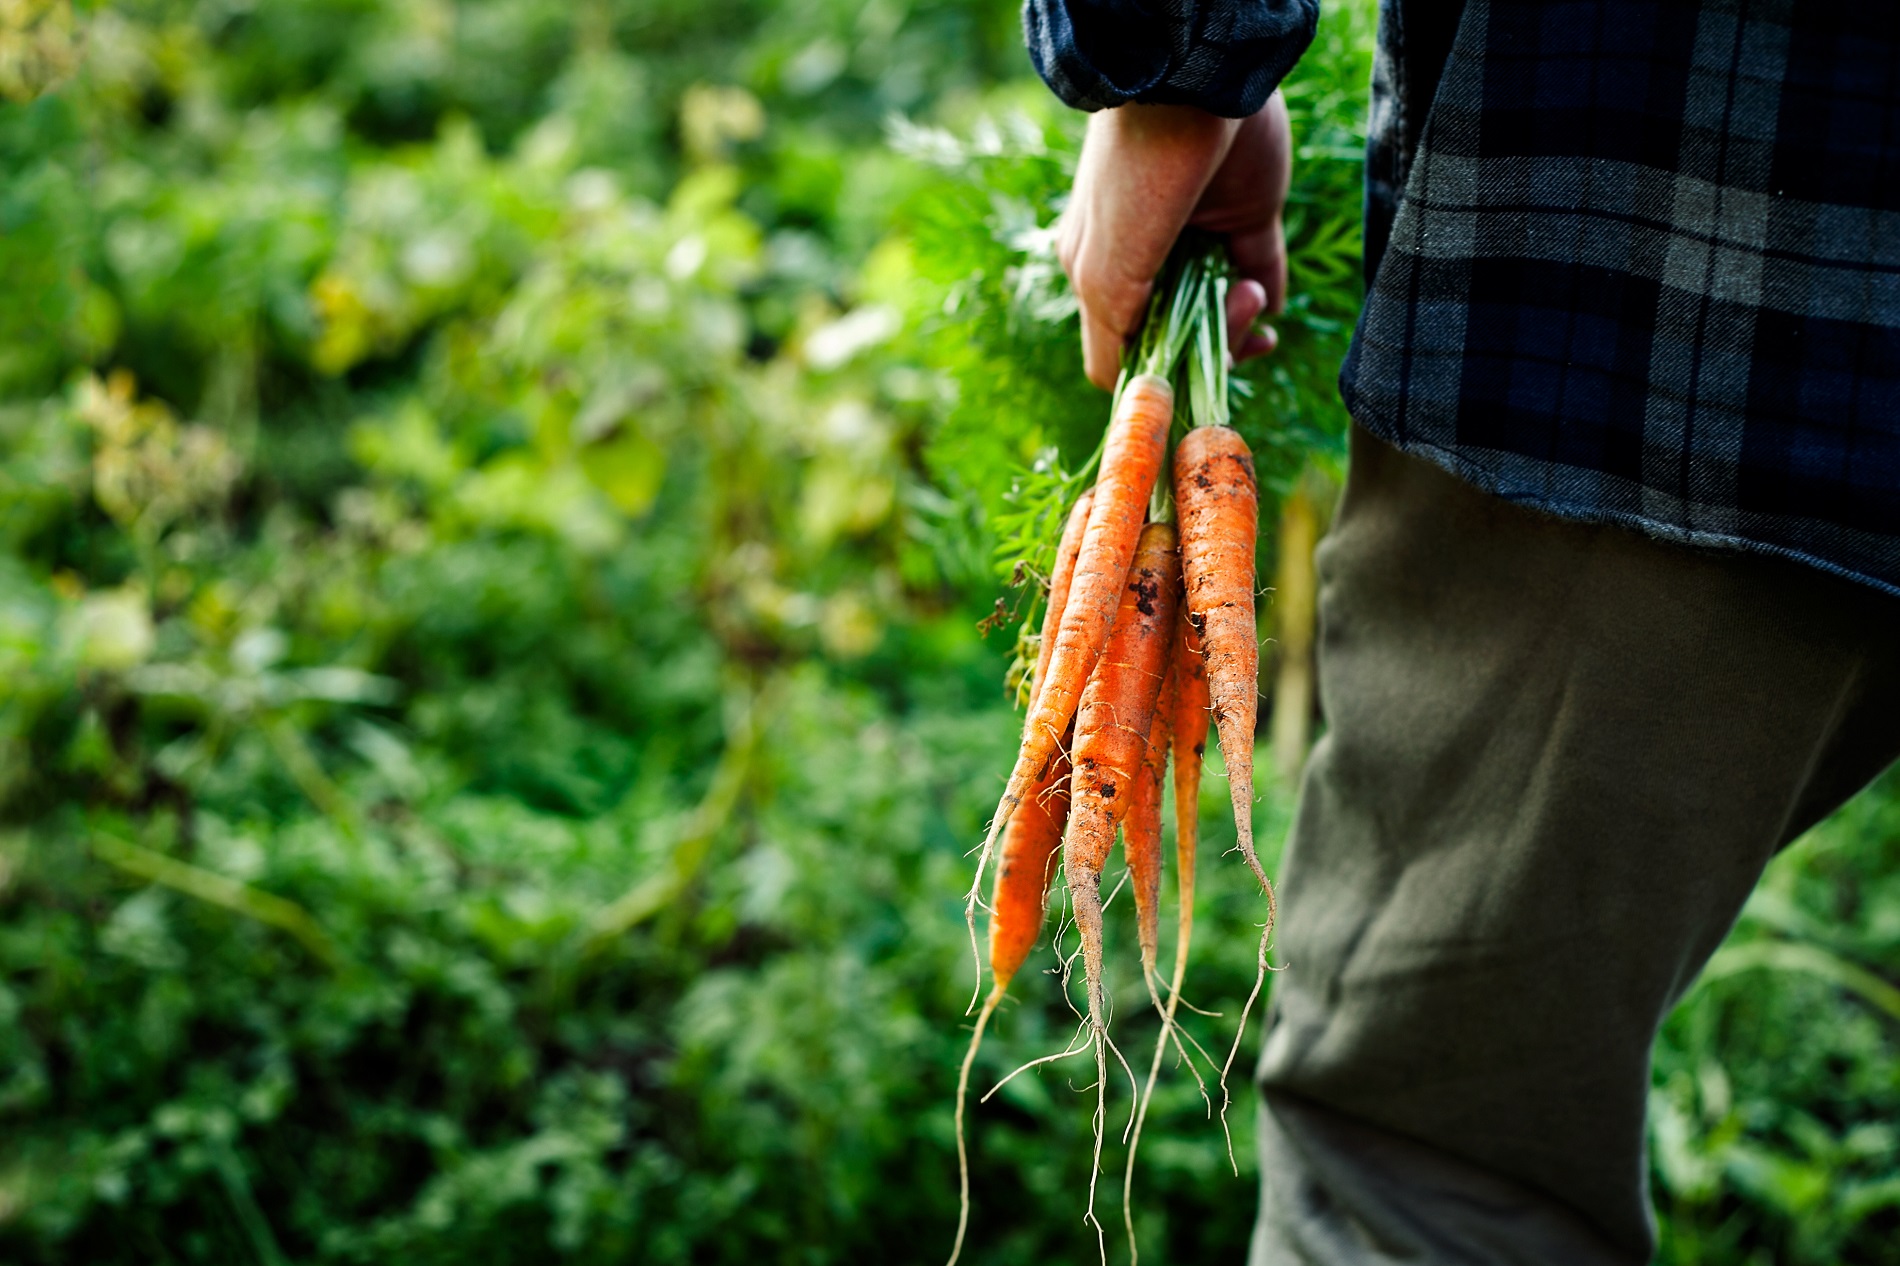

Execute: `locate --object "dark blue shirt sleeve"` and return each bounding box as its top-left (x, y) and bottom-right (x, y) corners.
top-left (1024, 0), bottom-right (1319, 117)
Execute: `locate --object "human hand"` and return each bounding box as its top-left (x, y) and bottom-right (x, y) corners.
top-left (1056, 93), bottom-right (1292, 390)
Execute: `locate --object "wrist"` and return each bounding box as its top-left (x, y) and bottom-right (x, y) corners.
top-left (1112, 102), bottom-right (1240, 143)
top-left (1101, 103), bottom-right (1240, 182)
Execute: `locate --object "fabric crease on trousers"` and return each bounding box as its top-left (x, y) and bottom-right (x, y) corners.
top-left (1250, 426), bottom-right (1900, 1265)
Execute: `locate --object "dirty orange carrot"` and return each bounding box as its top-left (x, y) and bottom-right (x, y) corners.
top-left (963, 491), bottom-right (1089, 1001)
top-left (1167, 610), bottom-right (1210, 987)
top-left (986, 486), bottom-right (1091, 994)
top-left (1172, 425), bottom-right (1269, 907)
top-left (1124, 611), bottom-right (1213, 1263)
top-left (1175, 424), bottom-right (1278, 1176)
top-left (946, 746), bottom-right (1070, 1266)
top-left (1027, 489), bottom-right (1094, 709)
top-left (984, 487), bottom-right (1092, 997)
top-left (988, 751), bottom-right (1070, 992)
top-left (948, 492), bottom-right (1093, 1266)
top-left (968, 375), bottom-right (1173, 928)
top-left (1062, 520), bottom-right (1176, 1262)
top-left (1124, 668), bottom-right (1172, 995)
top-left (1064, 520), bottom-right (1179, 1033)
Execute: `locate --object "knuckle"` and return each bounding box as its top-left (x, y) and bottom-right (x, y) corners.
top-left (1055, 230), bottom-right (1079, 274)
top-left (1068, 259), bottom-right (1115, 305)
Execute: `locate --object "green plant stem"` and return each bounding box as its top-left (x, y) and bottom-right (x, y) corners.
top-left (90, 832), bottom-right (341, 969)
top-left (572, 677), bottom-right (769, 959)
top-left (259, 715), bottom-right (363, 844)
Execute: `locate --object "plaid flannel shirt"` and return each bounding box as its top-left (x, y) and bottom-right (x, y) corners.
top-left (1025, 0), bottom-right (1900, 598)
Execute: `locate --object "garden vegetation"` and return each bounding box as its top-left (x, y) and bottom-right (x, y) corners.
top-left (1, 1), bottom-right (1896, 1262)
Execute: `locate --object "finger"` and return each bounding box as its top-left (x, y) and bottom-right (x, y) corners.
top-left (1227, 222), bottom-right (1289, 316)
top-left (1064, 204), bottom-right (1152, 390)
top-left (1073, 239), bottom-right (1156, 390)
top-left (1074, 259), bottom-right (1160, 389)
top-left (1225, 279), bottom-right (1266, 353)
top-left (1233, 325), bottom-right (1278, 363)
top-left (1080, 301), bottom-right (1129, 392)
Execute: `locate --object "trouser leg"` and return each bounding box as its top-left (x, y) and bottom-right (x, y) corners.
top-left (1249, 427), bottom-right (1900, 1265)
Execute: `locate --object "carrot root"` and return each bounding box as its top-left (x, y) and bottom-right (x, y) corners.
top-left (1215, 923), bottom-right (1272, 1176)
top-left (947, 988), bottom-right (1001, 1266)
top-left (987, 749), bottom-right (1071, 995)
top-left (1084, 1032), bottom-right (1108, 1266)
top-left (1174, 424), bottom-right (1276, 930)
top-left (981, 1023), bottom-right (1092, 1104)
top-left (1126, 668), bottom-right (1172, 1002)
top-left (1068, 865), bottom-right (1111, 1031)
top-left (1065, 521), bottom-right (1179, 1044)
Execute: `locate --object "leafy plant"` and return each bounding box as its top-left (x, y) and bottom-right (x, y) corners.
top-left (0, 1), bottom-right (1893, 1264)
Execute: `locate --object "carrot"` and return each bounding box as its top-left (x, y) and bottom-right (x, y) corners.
top-left (954, 250), bottom-right (1257, 1265)
top-left (1172, 425), bottom-right (1269, 904)
top-left (1175, 423), bottom-right (1279, 1176)
top-left (985, 489), bottom-right (1091, 996)
top-left (968, 375), bottom-right (1173, 934)
top-left (1124, 668), bottom-right (1171, 995)
top-left (1123, 611), bottom-right (1211, 1263)
top-left (946, 751), bottom-right (1069, 1266)
top-left (1166, 609), bottom-right (1210, 1002)
top-left (971, 493), bottom-right (1094, 1007)
top-left (1064, 520), bottom-right (1179, 1033)
top-left (947, 492), bottom-right (1092, 1266)
top-left (988, 753), bottom-right (1070, 991)
top-left (1027, 489), bottom-right (1094, 711)
top-left (1062, 520), bottom-right (1176, 1261)
top-left (1114, 657), bottom-right (1174, 1262)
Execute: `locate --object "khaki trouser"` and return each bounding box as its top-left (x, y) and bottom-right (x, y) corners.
top-left (1251, 427), bottom-right (1900, 1264)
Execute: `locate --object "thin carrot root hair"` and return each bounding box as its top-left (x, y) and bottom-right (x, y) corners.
top-left (981, 1022), bottom-right (1093, 1104)
top-left (1165, 1008), bottom-right (1222, 1094)
top-left (1083, 1031), bottom-right (1109, 1266)
top-left (947, 988), bottom-right (1002, 1266)
top-left (962, 908), bottom-right (985, 1015)
top-left (1077, 1017), bottom-right (1143, 1266)
top-left (1122, 995), bottom-right (1214, 1265)
top-left (1215, 922), bottom-right (1273, 1175)
top-left (1105, 1021), bottom-right (1141, 1146)
top-left (1122, 868), bottom-right (1216, 1264)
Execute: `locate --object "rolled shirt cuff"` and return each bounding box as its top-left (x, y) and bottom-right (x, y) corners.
top-left (1023, 0), bottom-right (1319, 118)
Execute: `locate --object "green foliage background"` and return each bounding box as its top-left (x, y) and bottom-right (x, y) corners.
top-left (0, 1), bottom-right (1895, 1262)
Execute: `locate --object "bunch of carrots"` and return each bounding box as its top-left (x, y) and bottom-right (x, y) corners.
top-left (949, 244), bottom-right (1276, 1265)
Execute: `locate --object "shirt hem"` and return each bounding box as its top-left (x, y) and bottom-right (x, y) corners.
top-left (1348, 415), bottom-right (1900, 604)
